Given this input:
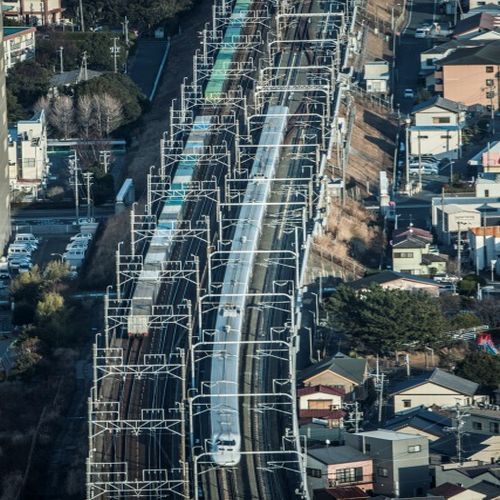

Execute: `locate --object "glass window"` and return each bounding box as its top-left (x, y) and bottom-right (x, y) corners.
top-left (378, 467), bottom-right (389, 478)
top-left (472, 421), bottom-right (482, 430)
top-left (408, 445), bottom-right (422, 453)
top-left (490, 422), bottom-right (499, 434)
top-left (394, 252), bottom-right (414, 259)
top-left (486, 66), bottom-right (494, 73)
top-left (335, 467), bottom-right (363, 484)
top-left (307, 467), bottom-right (322, 478)
top-left (403, 399), bottom-right (412, 408)
top-left (432, 117), bottom-right (450, 124)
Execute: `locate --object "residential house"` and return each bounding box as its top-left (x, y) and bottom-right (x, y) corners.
top-left (300, 420), bottom-right (343, 447)
top-left (384, 405), bottom-right (451, 441)
top-left (431, 432), bottom-right (500, 464)
top-left (428, 482), bottom-right (486, 499)
top-left (434, 462), bottom-right (500, 489)
top-left (453, 12), bottom-right (500, 39)
top-left (464, 2), bottom-right (500, 17)
top-left (298, 386), bottom-right (346, 430)
top-left (434, 39), bottom-right (500, 111)
top-left (3, 26), bottom-right (35, 71)
top-left (8, 110), bottom-right (48, 195)
top-left (475, 173), bottom-right (500, 197)
top-left (306, 446), bottom-right (373, 495)
top-left (409, 97), bottom-right (466, 159)
top-left (363, 61), bottom-right (390, 94)
top-left (463, 407), bottom-right (500, 435)
top-left (390, 368), bottom-right (487, 413)
top-left (469, 141), bottom-right (500, 173)
top-left (345, 429), bottom-right (430, 497)
top-left (350, 271), bottom-right (444, 296)
top-left (468, 225), bottom-right (500, 271)
top-left (391, 228), bottom-right (447, 276)
top-left (3, 0), bottom-right (63, 25)
top-left (313, 486), bottom-right (369, 500)
top-left (299, 353), bottom-right (368, 396)
top-left (49, 68), bottom-right (103, 97)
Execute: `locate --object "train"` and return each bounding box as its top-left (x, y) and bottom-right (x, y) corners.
top-left (210, 106), bottom-right (289, 466)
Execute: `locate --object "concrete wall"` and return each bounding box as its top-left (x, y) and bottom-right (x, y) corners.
top-left (463, 413), bottom-right (500, 436)
top-left (0, 11), bottom-right (11, 254)
top-left (443, 64), bottom-right (500, 110)
top-left (468, 0), bottom-right (500, 9)
top-left (409, 128), bottom-right (461, 159)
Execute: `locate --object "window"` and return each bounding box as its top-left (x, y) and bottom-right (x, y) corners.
top-left (335, 467), bottom-right (363, 484)
top-left (485, 190), bottom-right (490, 198)
top-left (308, 399), bottom-right (332, 410)
top-left (486, 91), bottom-right (495, 99)
top-left (490, 422), bottom-right (499, 434)
top-left (486, 66), bottom-right (494, 73)
top-left (378, 467), bottom-right (389, 478)
top-left (472, 421), bottom-right (483, 430)
top-left (394, 252), bottom-right (414, 259)
top-left (307, 467), bottom-right (322, 478)
top-left (403, 399), bottom-right (412, 408)
top-left (486, 79), bottom-right (494, 87)
top-left (408, 445), bottom-right (422, 453)
top-left (432, 116), bottom-right (450, 124)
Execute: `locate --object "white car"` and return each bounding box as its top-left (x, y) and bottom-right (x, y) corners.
top-left (415, 27), bottom-right (430, 38)
top-left (70, 233), bottom-right (93, 242)
top-left (403, 88), bottom-right (415, 99)
top-left (66, 241), bottom-right (89, 252)
top-left (409, 165), bottom-right (439, 176)
top-left (410, 155), bottom-right (439, 165)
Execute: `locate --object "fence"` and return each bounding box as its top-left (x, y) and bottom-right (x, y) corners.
top-left (13, 224), bottom-right (77, 235)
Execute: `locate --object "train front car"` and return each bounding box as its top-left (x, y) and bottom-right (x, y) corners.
top-left (210, 106), bottom-right (288, 466)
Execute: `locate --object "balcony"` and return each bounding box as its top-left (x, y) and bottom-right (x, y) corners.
top-left (328, 474), bottom-right (374, 488)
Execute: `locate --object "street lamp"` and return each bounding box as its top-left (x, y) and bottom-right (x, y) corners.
top-left (417, 133), bottom-right (429, 192)
top-left (490, 259), bottom-right (497, 282)
top-left (405, 116), bottom-right (411, 194)
top-left (50, 252), bottom-right (64, 261)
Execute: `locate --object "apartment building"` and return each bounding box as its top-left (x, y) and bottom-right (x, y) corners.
top-left (3, 0), bottom-right (62, 25)
top-left (3, 26), bottom-right (35, 71)
top-left (0, 7), bottom-right (11, 253)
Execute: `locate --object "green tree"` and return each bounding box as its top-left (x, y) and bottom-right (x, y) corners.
top-left (10, 266), bottom-right (43, 303)
top-left (448, 312), bottom-right (482, 331)
top-left (6, 88), bottom-right (26, 122)
top-left (36, 292), bottom-right (65, 323)
top-left (457, 274), bottom-right (485, 296)
top-left (455, 350), bottom-right (500, 393)
top-left (327, 284), bottom-right (448, 354)
top-left (14, 337), bottom-right (43, 375)
top-left (43, 260), bottom-right (71, 284)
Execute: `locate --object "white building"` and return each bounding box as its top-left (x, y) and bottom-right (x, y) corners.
top-left (468, 225), bottom-right (500, 272)
top-left (464, 2), bottom-right (500, 17)
top-left (475, 173), bottom-right (500, 197)
top-left (8, 110), bottom-right (48, 195)
top-left (3, 0), bottom-right (63, 25)
top-left (363, 60), bottom-right (390, 94)
top-left (3, 26), bottom-right (36, 71)
top-left (409, 96), bottom-right (466, 159)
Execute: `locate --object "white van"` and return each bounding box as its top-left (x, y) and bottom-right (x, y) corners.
top-left (8, 244), bottom-right (32, 257)
top-left (64, 248), bottom-right (86, 260)
top-left (15, 233), bottom-right (39, 245)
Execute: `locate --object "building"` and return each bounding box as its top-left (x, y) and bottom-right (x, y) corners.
top-left (469, 141), bottom-right (500, 173)
top-left (2, 26), bottom-right (35, 71)
top-left (3, 0), bottom-right (63, 25)
top-left (345, 429), bottom-right (430, 497)
top-left (363, 61), bottom-right (390, 94)
top-left (300, 420), bottom-right (343, 447)
top-left (463, 407), bottom-right (500, 436)
top-left (409, 97), bottom-right (466, 159)
top-left (384, 405), bottom-right (451, 441)
top-left (0, 10), bottom-right (11, 253)
top-left (49, 68), bottom-right (103, 97)
top-left (434, 39), bottom-right (500, 110)
top-left (350, 270), bottom-right (444, 296)
top-left (298, 385), bottom-right (344, 412)
top-left (431, 432), bottom-right (500, 464)
top-left (391, 228), bottom-right (447, 276)
top-left (468, 225), bottom-right (500, 271)
top-left (312, 487), bottom-right (369, 500)
top-left (453, 12), bottom-right (500, 39)
top-left (390, 368), bottom-right (487, 413)
top-left (299, 353), bottom-right (368, 395)
top-left (306, 446), bottom-right (374, 494)
top-left (464, 2), bottom-right (500, 17)
top-left (8, 110), bottom-right (48, 195)
top-left (428, 482), bottom-right (486, 500)
top-left (434, 462), bottom-right (500, 490)
top-left (474, 173), bottom-right (500, 196)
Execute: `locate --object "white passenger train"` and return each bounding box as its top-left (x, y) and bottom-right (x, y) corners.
top-left (127, 116), bottom-right (214, 336)
top-left (210, 106), bottom-right (289, 466)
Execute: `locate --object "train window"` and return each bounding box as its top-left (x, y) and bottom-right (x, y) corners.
top-left (218, 440), bottom-right (236, 447)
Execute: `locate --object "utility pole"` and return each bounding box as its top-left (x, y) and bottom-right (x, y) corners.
top-left (122, 16), bottom-right (129, 46)
top-left (373, 356), bottom-right (386, 423)
top-left (100, 150), bottom-right (111, 174)
top-left (111, 38), bottom-right (120, 73)
top-left (81, 51), bottom-right (88, 81)
top-left (70, 151), bottom-right (80, 221)
top-left (344, 402), bottom-right (363, 433)
top-left (83, 172), bottom-right (94, 219)
top-left (449, 404), bottom-right (470, 465)
top-left (405, 116), bottom-right (411, 194)
top-left (79, 0), bottom-right (85, 32)
top-left (58, 46), bottom-right (64, 74)
top-left (457, 220), bottom-right (466, 279)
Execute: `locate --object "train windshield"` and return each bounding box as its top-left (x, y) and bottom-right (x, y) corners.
top-left (218, 440), bottom-right (236, 447)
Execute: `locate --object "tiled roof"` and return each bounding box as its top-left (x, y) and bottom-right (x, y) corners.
top-left (411, 96), bottom-right (466, 114)
top-left (298, 385), bottom-right (345, 397)
top-left (429, 482), bottom-right (468, 498)
top-left (440, 39), bottom-right (500, 65)
top-left (299, 409), bottom-right (345, 419)
top-left (350, 271), bottom-right (440, 289)
top-left (299, 353), bottom-right (367, 386)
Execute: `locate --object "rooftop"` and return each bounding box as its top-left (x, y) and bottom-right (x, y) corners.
top-left (3, 26), bottom-right (36, 38)
top-left (308, 445), bottom-right (370, 465)
top-left (298, 385), bottom-right (345, 397)
top-left (385, 405), bottom-right (451, 438)
top-left (350, 271), bottom-right (440, 289)
top-left (50, 69), bottom-right (103, 88)
top-left (428, 482), bottom-right (468, 499)
top-left (364, 60), bottom-right (390, 80)
top-left (468, 407), bottom-right (500, 420)
top-left (352, 428), bottom-right (426, 441)
top-left (421, 253), bottom-right (448, 264)
top-left (440, 39), bottom-right (500, 66)
top-left (422, 38), bottom-right (487, 55)
top-left (453, 12), bottom-right (498, 36)
top-left (430, 432), bottom-right (493, 459)
top-left (469, 225), bottom-right (500, 237)
top-left (299, 353), bottom-right (367, 386)
top-left (390, 367), bottom-right (479, 397)
top-left (411, 96), bottom-right (466, 114)
top-left (313, 486), bottom-right (369, 500)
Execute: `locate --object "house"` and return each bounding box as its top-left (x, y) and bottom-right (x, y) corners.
top-left (306, 445), bottom-right (374, 494)
top-left (468, 225), bottom-right (500, 272)
top-left (2, 0), bottom-right (63, 25)
top-left (384, 405), bottom-right (451, 441)
top-left (299, 353), bottom-right (368, 395)
top-left (49, 68), bottom-right (103, 97)
top-left (469, 141), bottom-right (500, 173)
top-left (363, 61), bottom-right (390, 94)
top-left (299, 385), bottom-right (344, 412)
top-left (350, 271), bottom-right (444, 296)
top-left (409, 97), bottom-right (466, 159)
top-left (434, 39), bottom-right (500, 110)
top-left (8, 110), bottom-right (48, 195)
top-left (431, 432), bottom-right (500, 464)
top-left (428, 482), bottom-right (486, 499)
top-left (390, 368), bottom-right (487, 413)
top-left (453, 12), bottom-right (500, 39)
top-left (300, 420), bottom-right (343, 447)
top-left (3, 26), bottom-right (36, 71)
top-left (345, 429), bottom-right (430, 497)
top-left (391, 228), bottom-right (448, 276)
top-left (434, 462), bottom-right (500, 490)
top-left (313, 486), bottom-right (369, 500)
top-left (475, 173), bottom-right (500, 197)
top-left (464, 2), bottom-right (500, 18)
top-left (463, 407), bottom-right (500, 436)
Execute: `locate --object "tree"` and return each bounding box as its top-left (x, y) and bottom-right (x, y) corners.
top-left (10, 266), bottom-right (43, 303)
top-left (43, 260), bottom-right (71, 284)
top-left (49, 96), bottom-right (77, 138)
top-left (14, 337), bottom-right (43, 375)
top-left (36, 292), bottom-right (65, 323)
top-left (327, 284), bottom-right (448, 354)
top-left (101, 93), bottom-right (123, 136)
top-left (455, 350), bottom-right (500, 393)
top-left (457, 274), bottom-right (485, 296)
top-left (6, 88), bottom-right (26, 122)
top-left (77, 94), bottom-right (95, 138)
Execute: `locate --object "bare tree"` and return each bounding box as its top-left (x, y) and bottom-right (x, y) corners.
top-left (49, 96), bottom-right (76, 139)
top-left (91, 94), bottom-right (123, 138)
top-left (77, 95), bottom-right (94, 139)
top-left (33, 96), bottom-right (50, 116)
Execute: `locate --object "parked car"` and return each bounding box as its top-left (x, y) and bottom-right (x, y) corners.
top-left (410, 155), bottom-right (439, 164)
top-left (70, 233), bottom-right (93, 242)
top-left (403, 88), bottom-right (415, 99)
top-left (66, 241), bottom-right (89, 252)
top-left (409, 164), bottom-right (439, 176)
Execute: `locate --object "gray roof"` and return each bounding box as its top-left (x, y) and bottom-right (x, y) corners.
top-left (350, 271), bottom-right (440, 289)
top-left (440, 39), bottom-right (500, 66)
top-left (421, 253), bottom-right (448, 264)
top-left (390, 368), bottom-right (479, 396)
top-left (385, 406), bottom-right (451, 438)
top-left (393, 236), bottom-right (428, 249)
top-left (469, 480), bottom-right (500, 498)
top-left (454, 12), bottom-right (497, 36)
top-left (308, 445), bottom-right (369, 465)
top-left (299, 353), bottom-right (367, 385)
top-left (411, 96), bottom-right (466, 114)
top-left (364, 60), bottom-right (390, 80)
top-left (430, 432), bottom-right (489, 459)
top-left (468, 408), bottom-right (500, 420)
top-left (50, 69), bottom-right (104, 87)
top-left (352, 429), bottom-right (425, 441)
top-left (422, 39), bottom-right (487, 55)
